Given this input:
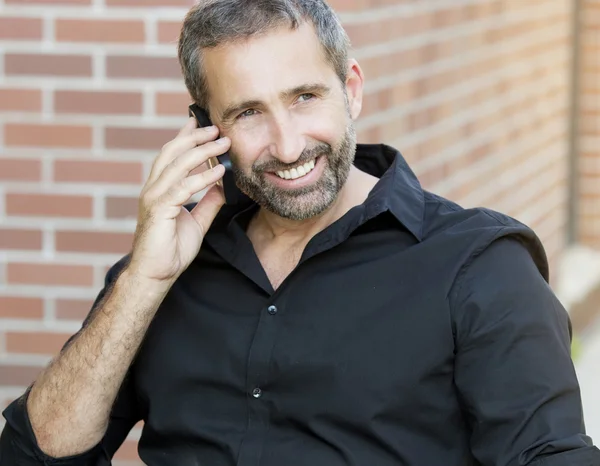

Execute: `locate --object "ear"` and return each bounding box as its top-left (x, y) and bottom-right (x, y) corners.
top-left (344, 58), bottom-right (364, 120)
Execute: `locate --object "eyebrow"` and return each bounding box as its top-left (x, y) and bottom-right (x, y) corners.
top-left (219, 83), bottom-right (332, 123)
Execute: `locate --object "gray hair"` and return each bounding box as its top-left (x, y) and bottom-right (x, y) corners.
top-left (178, 0), bottom-right (351, 113)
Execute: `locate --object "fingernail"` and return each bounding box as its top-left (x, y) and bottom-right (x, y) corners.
top-left (215, 137), bottom-right (229, 144)
top-left (203, 125), bottom-right (216, 131)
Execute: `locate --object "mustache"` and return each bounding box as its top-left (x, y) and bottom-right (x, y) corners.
top-left (253, 143), bottom-right (331, 173)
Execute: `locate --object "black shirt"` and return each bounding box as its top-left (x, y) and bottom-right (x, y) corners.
top-left (2, 144), bottom-right (599, 466)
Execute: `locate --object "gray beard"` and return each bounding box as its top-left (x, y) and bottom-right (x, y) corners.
top-left (232, 122), bottom-right (356, 221)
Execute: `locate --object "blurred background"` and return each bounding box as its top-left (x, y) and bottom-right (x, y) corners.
top-left (0, 0), bottom-right (598, 464)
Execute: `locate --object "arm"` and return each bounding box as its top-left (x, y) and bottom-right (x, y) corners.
top-left (0, 259), bottom-right (143, 464)
top-left (451, 237), bottom-right (600, 466)
top-left (0, 117), bottom-right (229, 463)
top-left (25, 263), bottom-right (168, 457)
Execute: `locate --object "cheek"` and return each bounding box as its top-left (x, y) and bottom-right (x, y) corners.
top-left (307, 100), bottom-right (351, 141)
top-left (228, 135), bottom-right (264, 174)
top-left (298, 109), bottom-right (348, 149)
top-left (306, 121), bottom-right (348, 151)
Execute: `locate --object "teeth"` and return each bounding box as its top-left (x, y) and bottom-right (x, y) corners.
top-left (275, 158), bottom-right (317, 180)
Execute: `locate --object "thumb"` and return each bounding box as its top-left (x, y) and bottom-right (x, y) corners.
top-left (189, 185), bottom-right (226, 235)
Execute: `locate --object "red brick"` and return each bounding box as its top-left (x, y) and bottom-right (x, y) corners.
top-left (106, 0), bottom-right (193, 6)
top-left (54, 160), bottom-right (143, 184)
top-left (5, 54), bottom-right (92, 77)
top-left (0, 158), bottom-right (42, 181)
top-left (433, 7), bottom-right (466, 28)
top-left (6, 332), bottom-right (71, 355)
top-left (0, 365), bottom-right (43, 386)
top-left (0, 89), bottom-right (42, 112)
top-left (105, 127), bottom-right (177, 150)
top-left (105, 196), bottom-right (139, 219)
top-left (5, 123), bottom-right (92, 148)
top-left (6, 193), bottom-right (93, 218)
top-left (7, 262), bottom-right (94, 286)
top-left (6, 0), bottom-right (89, 3)
top-left (326, 0), bottom-right (365, 12)
top-left (360, 42), bottom-right (455, 81)
top-left (106, 56), bottom-right (181, 79)
top-left (56, 19), bottom-right (145, 43)
top-left (54, 90), bottom-right (143, 115)
top-left (0, 17), bottom-right (43, 40)
top-left (361, 88), bottom-right (394, 118)
top-left (0, 296), bottom-right (44, 319)
top-left (56, 298), bottom-right (93, 320)
top-left (0, 228), bottom-right (42, 250)
top-left (345, 13), bottom-right (441, 49)
top-left (55, 231), bottom-right (134, 254)
top-left (155, 91), bottom-right (192, 115)
top-left (157, 21), bottom-right (182, 44)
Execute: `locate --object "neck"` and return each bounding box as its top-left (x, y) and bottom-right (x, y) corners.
top-left (249, 166), bottom-right (379, 244)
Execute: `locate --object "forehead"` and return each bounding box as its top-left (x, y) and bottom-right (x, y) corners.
top-left (203, 22), bottom-right (336, 108)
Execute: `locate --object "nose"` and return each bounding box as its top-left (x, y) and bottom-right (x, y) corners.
top-left (268, 111), bottom-right (306, 165)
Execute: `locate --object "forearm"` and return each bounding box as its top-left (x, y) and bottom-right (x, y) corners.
top-left (26, 268), bottom-right (172, 458)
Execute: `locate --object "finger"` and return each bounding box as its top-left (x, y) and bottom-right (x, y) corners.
top-left (150, 137), bottom-right (231, 198)
top-left (178, 116), bottom-right (197, 137)
top-left (148, 126), bottom-right (220, 184)
top-left (148, 126), bottom-right (219, 184)
top-left (160, 163), bottom-right (226, 208)
top-left (189, 184), bottom-right (226, 236)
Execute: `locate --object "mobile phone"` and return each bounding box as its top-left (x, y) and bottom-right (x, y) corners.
top-left (188, 103), bottom-right (242, 205)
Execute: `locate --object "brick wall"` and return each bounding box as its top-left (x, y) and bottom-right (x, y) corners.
top-left (355, 0), bottom-right (573, 278)
top-left (0, 0), bottom-right (580, 463)
top-left (579, 0), bottom-right (600, 248)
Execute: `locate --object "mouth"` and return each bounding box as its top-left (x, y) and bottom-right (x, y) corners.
top-left (264, 155), bottom-right (324, 189)
top-left (274, 159), bottom-right (317, 180)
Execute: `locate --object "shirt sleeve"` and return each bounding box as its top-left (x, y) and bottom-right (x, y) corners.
top-left (450, 237), bottom-right (600, 466)
top-left (0, 255), bottom-right (142, 465)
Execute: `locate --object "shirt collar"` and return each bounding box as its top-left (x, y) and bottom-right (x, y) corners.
top-left (354, 143), bottom-right (425, 241)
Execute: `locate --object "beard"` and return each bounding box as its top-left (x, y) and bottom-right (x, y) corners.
top-left (232, 120), bottom-right (357, 221)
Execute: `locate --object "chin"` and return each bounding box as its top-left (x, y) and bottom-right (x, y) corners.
top-left (265, 190), bottom-right (339, 221)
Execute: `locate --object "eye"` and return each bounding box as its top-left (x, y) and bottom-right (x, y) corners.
top-left (238, 109), bottom-right (258, 119)
top-left (297, 93), bottom-right (315, 102)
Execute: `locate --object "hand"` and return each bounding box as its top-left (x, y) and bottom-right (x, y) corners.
top-left (128, 117), bottom-right (230, 283)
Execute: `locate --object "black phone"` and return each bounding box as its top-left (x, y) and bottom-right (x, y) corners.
top-left (188, 103), bottom-right (242, 205)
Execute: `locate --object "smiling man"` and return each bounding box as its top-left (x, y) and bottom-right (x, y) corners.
top-left (1, 1), bottom-right (599, 465)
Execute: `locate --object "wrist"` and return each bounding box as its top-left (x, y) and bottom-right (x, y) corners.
top-left (117, 266), bottom-right (176, 298)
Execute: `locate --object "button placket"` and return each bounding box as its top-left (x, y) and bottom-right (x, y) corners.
top-left (237, 301), bottom-right (279, 464)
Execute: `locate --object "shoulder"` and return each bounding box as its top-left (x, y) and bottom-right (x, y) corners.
top-left (420, 190), bottom-right (549, 283)
top-left (423, 190), bottom-right (529, 237)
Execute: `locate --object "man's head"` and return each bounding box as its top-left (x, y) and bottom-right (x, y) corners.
top-left (178, 0), bottom-right (364, 220)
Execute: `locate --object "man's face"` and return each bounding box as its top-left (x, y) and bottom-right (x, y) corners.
top-left (203, 22), bottom-right (362, 221)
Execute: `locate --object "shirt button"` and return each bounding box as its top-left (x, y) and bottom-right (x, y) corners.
top-left (267, 305), bottom-right (278, 315)
top-left (252, 387), bottom-right (262, 398)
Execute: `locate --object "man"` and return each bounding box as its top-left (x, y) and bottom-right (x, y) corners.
top-left (1, 0), bottom-right (598, 464)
